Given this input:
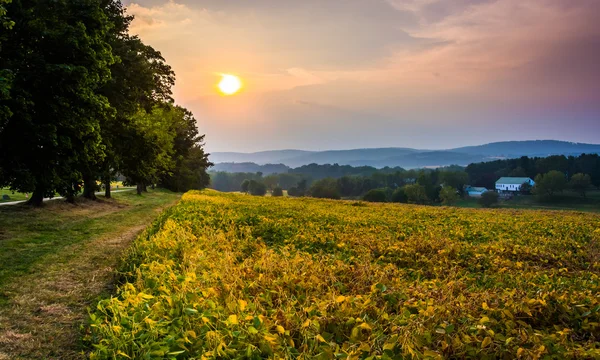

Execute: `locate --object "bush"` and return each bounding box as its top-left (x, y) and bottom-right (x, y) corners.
top-left (404, 184), bottom-right (428, 204)
top-left (362, 189), bottom-right (387, 203)
top-left (391, 187), bottom-right (408, 203)
top-left (479, 191), bottom-right (499, 207)
top-left (309, 178), bottom-right (340, 199)
top-left (272, 186), bottom-right (284, 197)
top-left (240, 179), bottom-right (250, 193)
top-left (439, 186), bottom-right (459, 205)
top-left (248, 180), bottom-right (267, 196)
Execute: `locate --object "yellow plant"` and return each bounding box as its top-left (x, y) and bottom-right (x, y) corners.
top-left (88, 190), bottom-right (600, 359)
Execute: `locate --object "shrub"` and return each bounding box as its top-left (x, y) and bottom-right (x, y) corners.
top-left (390, 187), bottom-right (408, 203)
top-left (248, 180), bottom-right (267, 196)
top-left (272, 186), bottom-right (284, 197)
top-left (479, 191), bottom-right (499, 207)
top-left (439, 186), bottom-right (459, 205)
top-left (309, 178), bottom-right (340, 199)
top-left (404, 184), bottom-right (428, 204)
top-left (362, 189), bottom-right (387, 203)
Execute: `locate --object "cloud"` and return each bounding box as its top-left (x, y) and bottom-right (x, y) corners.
top-left (124, 0), bottom-right (600, 152)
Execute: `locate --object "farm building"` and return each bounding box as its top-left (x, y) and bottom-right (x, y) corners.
top-left (495, 177), bottom-right (535, 193)
top-left (465, 186), bottom-right (489, 197)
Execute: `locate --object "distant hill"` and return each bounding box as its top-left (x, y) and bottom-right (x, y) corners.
top-left (451, 140), bottom-right (600, 157)
top-left (209, 140), bottom-right (600, 170)
top-left (210, 162), bottom-right (290, 175)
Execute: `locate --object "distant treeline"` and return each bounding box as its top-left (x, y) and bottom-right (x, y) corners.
top-left (210, 154), bottom-right (600, 205)
top-left (466, 154), bottom-right (600, 189)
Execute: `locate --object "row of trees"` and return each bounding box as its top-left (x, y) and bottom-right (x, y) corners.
top-left (0, 0), bottom-right (211, 205)
top-left (466, 154), bottom-right (600, 190)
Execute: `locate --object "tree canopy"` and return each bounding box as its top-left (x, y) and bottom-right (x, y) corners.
top-left (0, 0), bottom-right (211, 205)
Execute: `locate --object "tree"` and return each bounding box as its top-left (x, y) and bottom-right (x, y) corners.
top-left (569, 173), bottom-right (591, 198)
top-left (95, 1), bottom-right (175, 199)
top-left (363, 189), bottom-right (387, 203)
top-left (439, 171), bottom-right (468, 195)
top-left (391, 187), bottom-right (408, 203)
top-left (248, 180), bottom-right (267, 196)
top-left (272, 186), bottom-right (284, 197)
top-left (309, 178), bottom-right (340, 199)
top-left (159, 106), bottom-right (212, 192)
top-left (404, 184), bottom-right (428, 204)
top-left (533, 170), bottom-right (567, 199)
top-left (479, 191), bottom-right (499, 208)
top-left (439, 186), bottom-right (459, 206)
top-left (240, 179), bottom-right (250, 193)
top-left (120, 107), bottom-right (176, 195)
top-left (520, 182), bottom-right (532, 194)
top-left (0, 0), bottom-right (115, 205)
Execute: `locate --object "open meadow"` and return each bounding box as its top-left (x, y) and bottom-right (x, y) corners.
top-left (0, 190), bottom-right (181, 359)
top-left (88, 190), bottom-right (600, 359)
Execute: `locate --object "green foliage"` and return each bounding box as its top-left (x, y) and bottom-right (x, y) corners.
top-left (88, 191), bottom-right (600, 359)
top-left (570, 173), bottom-right (592, 198)
top-left (159, 107), bottom-right (212, 192)
top-left (390, 187), bottom-right (408, 203)
top-left (404, 184), bottom-right (428, 204)
top-left (309, 178), bottom-right (341, 199)
top-left (240, 179), bottom-right (250, 193)
top-left (520, 181), bottom-right (533, 194)
top-left (439, 171), bottom-right (469, 195)
top-left (0, 0), bottom-right (115, 204)
top-left (362, 189), bottom-right (387, 203)
top-left (439, 186), bottom-right (459, 205)
top-left (479, 191), bottom-right (499, 208)
top-left (248, 180), bottom-right (267, 196)
top-left (271, 186), bottom-right (284, 197)
top-left (533, 170), bottom-right (568, 199)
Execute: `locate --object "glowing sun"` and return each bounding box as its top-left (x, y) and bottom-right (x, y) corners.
top-left (218, 74), bottom-right (242, 95)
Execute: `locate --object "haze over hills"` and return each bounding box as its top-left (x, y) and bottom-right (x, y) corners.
top-left (209, 140), bottom-right (600, 170)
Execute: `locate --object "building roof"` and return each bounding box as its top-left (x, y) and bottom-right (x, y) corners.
top-left (468, 187), bottom-right (488, 192)
top-left (496, 177), bottom-right (532, 185)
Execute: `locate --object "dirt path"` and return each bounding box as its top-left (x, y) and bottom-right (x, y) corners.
top-left (0, 224), bottom-right (145, 359)
top-left (0, 191), bottom-right (179, 359)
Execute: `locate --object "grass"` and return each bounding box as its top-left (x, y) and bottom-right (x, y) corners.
top-left (0, 189), bottom-right (181, 359)
top-left (0, 188), bottom-right (28, 203)
top-left (456, 190), bottom-right (600, 213)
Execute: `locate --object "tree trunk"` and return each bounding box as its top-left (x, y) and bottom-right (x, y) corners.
top-left (136, 183), bottom-right (143, 195)
top-left (28, 186), bottom-right (45, 207)
top-left (82, 174), bottom-right (97, 200)
top-left (143, 183), bottom-right (148, 192)
top-left (104, 175), bottom-right (111, 199)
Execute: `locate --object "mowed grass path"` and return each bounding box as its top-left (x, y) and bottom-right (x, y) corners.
top-left (0, 189), bottom-right (181, 359)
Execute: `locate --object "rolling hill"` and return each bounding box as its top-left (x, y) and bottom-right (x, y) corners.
top-left (209, 140), bottom-right (600, 170)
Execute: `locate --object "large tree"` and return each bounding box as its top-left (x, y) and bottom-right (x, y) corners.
top-left (87, 0), bottom-right (175, 199)
top-left (159, 106), bottom-right (212, 192)
top-left (533, 170), bottom-right (567, 199)
top-left (0, 0), bottom-right (114, 205)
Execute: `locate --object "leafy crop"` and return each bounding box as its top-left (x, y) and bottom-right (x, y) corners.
top-left (88, 190), bottom-right (600, 359)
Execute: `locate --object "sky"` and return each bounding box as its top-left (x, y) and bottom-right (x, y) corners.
top-left (124, 0), bottom-right (600, 152)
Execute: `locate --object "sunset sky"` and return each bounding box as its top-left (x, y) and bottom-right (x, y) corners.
top-left (124, 0), bottom-right (600, 152)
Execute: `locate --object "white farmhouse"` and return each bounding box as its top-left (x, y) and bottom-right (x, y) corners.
top-left (495, 177), bottom-right (535, 193)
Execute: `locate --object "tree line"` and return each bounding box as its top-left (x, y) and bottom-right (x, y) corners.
top-left (0, 0), bottom-right (212, 205)
top-left (211, 153), bottom-right (599, 206)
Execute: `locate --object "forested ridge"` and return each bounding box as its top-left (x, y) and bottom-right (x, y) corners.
top-left (0, 0), bottom-right (212, 205)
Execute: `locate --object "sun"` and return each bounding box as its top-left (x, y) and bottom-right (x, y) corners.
top-left (218, 74), bottom-right (242, 95)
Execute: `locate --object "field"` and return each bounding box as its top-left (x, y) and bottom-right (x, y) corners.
top-left (87, 190), bottom-right (600, 359)
top-left (457, 190), bottom-right (600, 213)
top-left (0, 190), bottom-right (181, 359)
